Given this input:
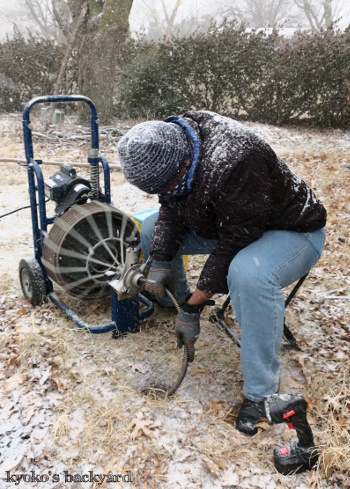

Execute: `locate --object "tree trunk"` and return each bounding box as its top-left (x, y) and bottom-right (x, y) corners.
top-left (78, 0), bottom-right (133, 123)
top-left (45, 1), bottom-right (88, 128)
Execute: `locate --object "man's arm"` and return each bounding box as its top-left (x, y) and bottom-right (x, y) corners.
top-left (151, 196), bottom-right (188, 260)
top-left (187, 288), bottom-right (214, 305)
top-left (196, 154), bottom-right (273, 295)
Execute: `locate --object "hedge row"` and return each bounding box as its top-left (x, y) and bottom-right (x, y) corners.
top-left (0, 29), bottom-right (66, 113)
top-left (116, 22), bottom-right (350, 128)
top-left (0, 23), bottom-right (349, 128)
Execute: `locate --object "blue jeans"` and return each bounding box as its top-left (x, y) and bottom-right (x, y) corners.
top-left (141, 212), bottom-right (326, 402)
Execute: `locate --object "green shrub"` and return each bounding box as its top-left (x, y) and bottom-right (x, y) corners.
top-left (115, 22), bottom-right (350, 128)
top-left (0, 28), bottom-right (65, 112)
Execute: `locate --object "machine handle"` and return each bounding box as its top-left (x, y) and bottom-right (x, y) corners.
top-left (22, 95), bottom-right (99, 163)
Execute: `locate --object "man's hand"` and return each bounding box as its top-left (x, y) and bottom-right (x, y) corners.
top-left (145, 260), bottom-right (174, 302)
top-left (175, 300), bottom-right (214, 362)
top-left (174, 304), bottom-right (200, 362)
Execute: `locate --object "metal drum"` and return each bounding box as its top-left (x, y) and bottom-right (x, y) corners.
top-left (43, 201), bottom-right (139, 300)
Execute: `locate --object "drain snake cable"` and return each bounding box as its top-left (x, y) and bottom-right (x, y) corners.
top-left (141, 288), bottom-right (189, 399)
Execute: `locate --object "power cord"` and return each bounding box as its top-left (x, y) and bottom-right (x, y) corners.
top-left (0, 200), bottom-right (49, 219)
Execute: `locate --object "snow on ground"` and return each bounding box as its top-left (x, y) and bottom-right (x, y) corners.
top-left (0, 112), bottom-right (349, 489)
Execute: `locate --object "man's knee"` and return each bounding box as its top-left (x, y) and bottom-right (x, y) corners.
top-left (228, 253), bottom-right (274, 291)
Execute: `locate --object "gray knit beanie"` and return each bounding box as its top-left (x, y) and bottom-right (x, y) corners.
top-left (117, 121), bottom-right (191, 194)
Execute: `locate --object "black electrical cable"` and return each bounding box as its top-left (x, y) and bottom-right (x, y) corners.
top-left (0, 205), bottom-right (32, 219)
top-left (0, 200), bottom-right (50, 219)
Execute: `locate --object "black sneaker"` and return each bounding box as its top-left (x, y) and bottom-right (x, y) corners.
top-left (235, 398), bottom-right (266, 436)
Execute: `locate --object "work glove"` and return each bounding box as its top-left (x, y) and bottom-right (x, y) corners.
top-left (175, 301), bottom-right (214, 362)
top-left (145, 259), bottom-right (174, 302)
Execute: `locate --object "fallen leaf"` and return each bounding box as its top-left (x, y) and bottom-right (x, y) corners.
top-left (337, 287), bottom-right (347, 295)
top-left (222, 466), bottom-right (240, 487)
top-left (129, 363), bottom-right (145, 374)
top-left (202, 457), bottom-right (221, 477)
top-left (6, 357), bottom-right (17, 368)
top-left (306, 397), bottom-right (320, 412)
top-left (40, 366), bottom-right (53, 386)
top-left (298, 352), bottom-right (312, 367)
top-left (100, 457), bottom-right (119, 488)
top-left (2, 373), bottom-right (24, 393)
top-left (322, 452), bottom-right (337, 478)
top-left (191, 367), bottom-right (208, 376)
top-left (127, 411), bottom-right (162, 441)
top-left (0, 450), bottom-right (26, 479)
top-left (22, 407), bottom-right (36, 426)
top-left (32, 427), bottom-right (49, 444)
top-left (324, 394), bottom-right (344, 412)
top-left (1, 403), bottom-right (18, 419)
top-left (296, 336), bottom-right (311, 345)
top-left (51, 373), bottom-right (65, 390)
top-left (209, 399), bottom-right (219, 414)
top-left (51, 355), bottom-right (64, 368)
top-left (15, 306), bottom-right (29, 317)
top-left (129, 419), bottom-right (152, 440)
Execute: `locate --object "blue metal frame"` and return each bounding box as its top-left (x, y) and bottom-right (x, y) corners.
top-left (22, 95), bottom-right (153, 334)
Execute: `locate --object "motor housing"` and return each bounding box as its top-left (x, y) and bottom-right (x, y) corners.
top-left (44, 163), bottom-right (91, 216)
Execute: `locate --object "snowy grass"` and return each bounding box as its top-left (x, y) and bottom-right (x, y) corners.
top-left (0, 114), bottom-right (349, 488)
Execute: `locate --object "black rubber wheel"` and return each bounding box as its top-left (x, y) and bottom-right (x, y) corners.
top-left (19, 257), bottom-right (47, 306)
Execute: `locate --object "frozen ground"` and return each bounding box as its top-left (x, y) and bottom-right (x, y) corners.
top-left (0, 113), bottom-right (349, 488)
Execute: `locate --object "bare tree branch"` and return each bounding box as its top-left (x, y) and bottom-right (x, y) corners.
top-left (51, 0), bottom-right (72, 40)
top-left (54, 0), bottom-right (88, 94)
top-left (22, 0), bottom-right (70, 40)
top-left (218, 0), bottom-right (297, 28)
top-left (292, 0), bottom-right (341, 31)
top-left (160, 0), bottom-right (182, 39)
top-left (23, 0), bottom-right (52, 38)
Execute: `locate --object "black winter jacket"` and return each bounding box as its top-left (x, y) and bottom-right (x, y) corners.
top-left (151, 111), bottom-right (327, 294)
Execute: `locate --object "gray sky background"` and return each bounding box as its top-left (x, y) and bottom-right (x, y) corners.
top-left (0, 0), bottom-right (217, 39)
top-left (129, 0), bottom-right (214, 31)
top-left (0, 0), bottom-right (349, 39)
top-left (129, 0), bottom-right (350, 32)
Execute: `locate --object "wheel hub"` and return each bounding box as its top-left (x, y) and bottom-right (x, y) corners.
top-left (21, 269), bottom-right (32, 298)
top-left (87, 238), bottom-right (120, 277)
